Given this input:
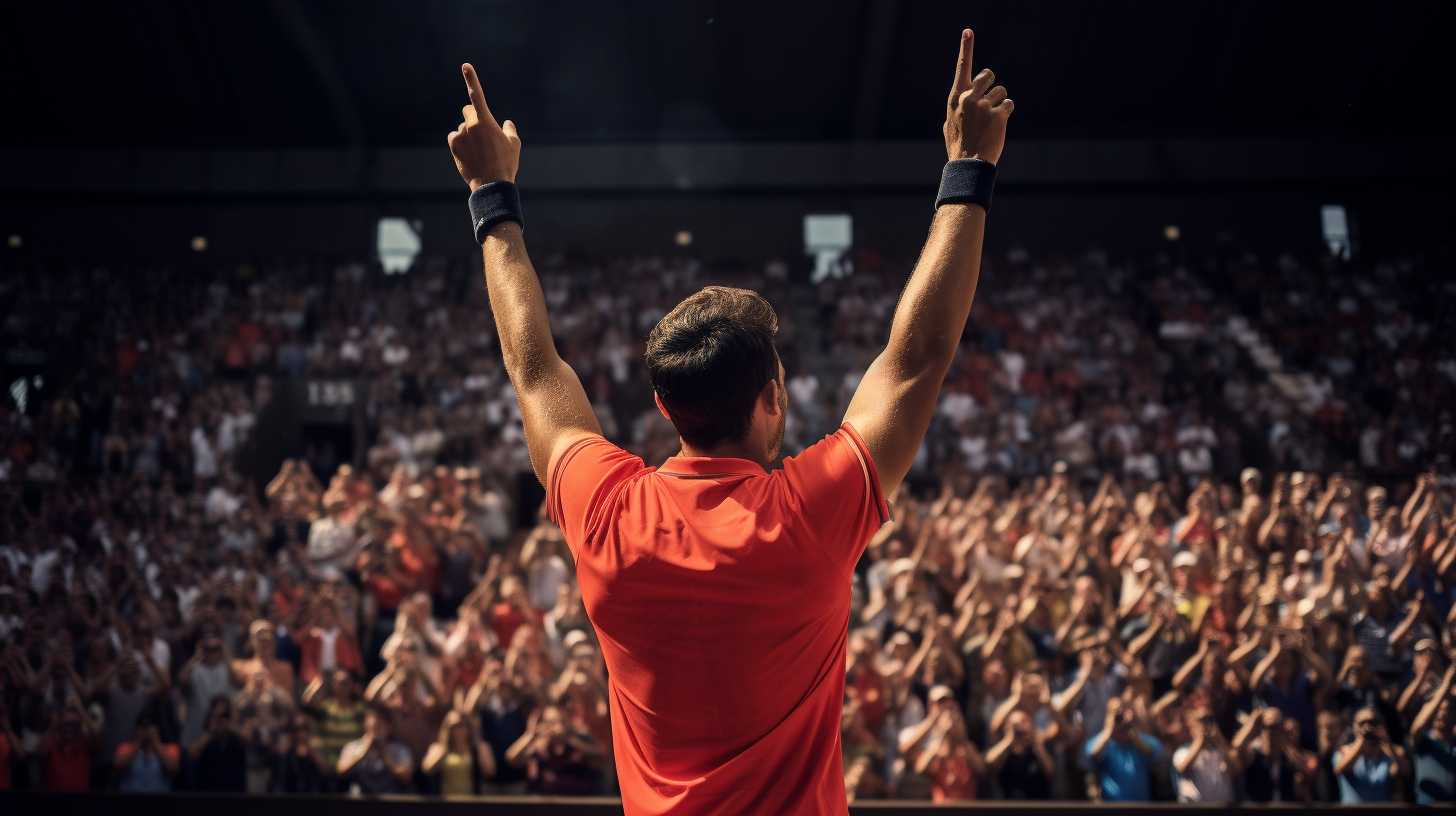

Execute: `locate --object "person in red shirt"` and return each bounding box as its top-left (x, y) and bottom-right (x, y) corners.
top-left (43, 705), bottom-right (96, 792)
top-left (912, 689), bottom-right (986, 803)
top-left (486, 576), bottom-right (539, 649)
top-left (445, 27), bottom-right (1011, 813)
top-left (0, 703), bottom-right (16, 791)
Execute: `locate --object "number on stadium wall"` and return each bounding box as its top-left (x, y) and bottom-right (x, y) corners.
top-left (307, 381), bottom-right (356, 406)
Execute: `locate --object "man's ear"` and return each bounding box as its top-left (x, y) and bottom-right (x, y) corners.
top-left (760, 378), bottom-right (783, 416)
top-left (653, 392), bottom-right (673, 422)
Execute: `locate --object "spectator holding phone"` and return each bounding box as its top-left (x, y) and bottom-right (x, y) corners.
top-left (188, 696), bottom-right (246, 792)
top-left (985, 709), bottom-right (1053, 799)
top-left (336, 707), bottom-right (414, 795)
top-left (913, 688), bottom-right (986, 802)
top-left (422, 709), bottom-right (495, 795)
top-left (267, 714), bottom-right (329, 793)
top-left (1333, 706), bottom-right (1408, 802)
top-left (1407, 665), bottom-right (1456, 805)
top-left (1083, 695), bottom-right (1164, 802)
top-left (300, 668), bottom-right (365, 779)
top-left (178, 632), bottom-right (236, 746)
top-left (1171, 706), bottom-right (1236, 802)
top-left (506, 704), bottom-right (603, 795)
top-left (41, 702), bottom-right (96, 792)
top-left (113, 715), bottom-right (179, 792)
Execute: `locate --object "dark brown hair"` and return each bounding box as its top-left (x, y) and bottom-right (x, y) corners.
top-left (645, 286), bottom-right (779, 450)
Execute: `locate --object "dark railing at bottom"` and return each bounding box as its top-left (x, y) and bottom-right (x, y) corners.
top-left (0, 792), bottom-right (1428, 815)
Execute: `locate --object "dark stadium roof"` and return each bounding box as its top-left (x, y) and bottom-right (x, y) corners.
top-left (3, 0), bottom-right (1449, 149)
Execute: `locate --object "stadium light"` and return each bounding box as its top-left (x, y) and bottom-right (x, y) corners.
top-left (1321, 205), bottom-right (1351, 259)
top-left (804, 213), bottom-right (853, 283)
top-left (377, 217), bottom-right (421, 274)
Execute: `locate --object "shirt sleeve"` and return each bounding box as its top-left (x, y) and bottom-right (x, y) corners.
top-left (546, 435), bottom-right (645, 553)
top-left (780, 421), bottom-right (891, 572)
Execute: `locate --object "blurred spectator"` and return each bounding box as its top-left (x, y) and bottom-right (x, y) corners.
top-left (1409, 666), bottom-right (1456, 804)
top-left (1083, 696), bottom-right (1164, 802)
top-left (188, 697), bottom-right (246, 792)
top-left (1171, 707), bottom-right (1235, 802)
top-left (300, 669), bottom-right (365, 777)
top-left (505, 704), bottom-right (603, 796)
top-left (1333, 706), bottom-right (1408, 802)
top-left (0, 703), bottom-right (16, 791)
top-left (178, 632), bottom-right (236, 746)
top-left (337, 708), bottom-right (414, 795)
top-left (42, 703), bottom-right (97, 792)
top-left (267, 714), bottom-right (330, 793)
top-left (1233, 707), bottom-right (1314, 802)
top-left (422, 709), bottom-right (495, 795)
top-left (985, 709), bottom-right (1053, 799)
top-left (113, 716), bottom-right (179, 792)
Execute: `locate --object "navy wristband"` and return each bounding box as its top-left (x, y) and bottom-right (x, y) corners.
top-left (469, 181), bottom-right (524, 243)
top-left (935, 159), bottom-right (997, 212)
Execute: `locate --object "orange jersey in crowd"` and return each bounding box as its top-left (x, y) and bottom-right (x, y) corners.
top-left (548, 423), bottom-right (888, 815)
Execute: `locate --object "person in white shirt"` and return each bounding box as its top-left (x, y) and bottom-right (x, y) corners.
top-left (178, 633), bottom-right (237, 746)
top-left (191, 425), bottom-right (218, 481)
top-left (523, 526), bottom-right (570, 612)
top-left (1173, 706), bottom-right (1238, 802)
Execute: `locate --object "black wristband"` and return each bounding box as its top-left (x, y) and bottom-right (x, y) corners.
top-left (469, 181), bottom-right (524, 243)
top-left (935, 158), bottom-right (997, 212)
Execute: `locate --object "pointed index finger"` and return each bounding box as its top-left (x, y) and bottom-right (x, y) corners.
top-left (949, 29), bottom-right (975, 99)
top-left (461, 63), bottom-right (498, 129)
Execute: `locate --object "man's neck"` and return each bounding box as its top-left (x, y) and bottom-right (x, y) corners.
top-left (675, 440), bottom-right (766, 468)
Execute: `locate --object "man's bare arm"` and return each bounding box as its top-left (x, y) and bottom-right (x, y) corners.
top-left (481, 225), bottom-right (601, 481)
top-left (844, 29), bottom-right (1012, 498)
top-left (449, 64), bottom-right (601, 484)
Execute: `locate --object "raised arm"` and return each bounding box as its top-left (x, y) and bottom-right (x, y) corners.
top-left (448, 64), bottom-right (602, 485)
top-left (1411, 664), bottom-right (1456, 737)
top-left (1171, 641), bottom-right (1210, 692)
top-left (1249, 639), bottom-right (1281, 691)
top-left (843, 29), bottom-right (1012, 498)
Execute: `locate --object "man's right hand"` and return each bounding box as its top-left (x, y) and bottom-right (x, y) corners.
top-left (943, 29), bottom-right (1013, 164)
top-left (448, 64), bottom-right (522, 191)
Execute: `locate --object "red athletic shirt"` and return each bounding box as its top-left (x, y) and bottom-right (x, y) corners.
top-left (548, 422), bottom-right (889, 815)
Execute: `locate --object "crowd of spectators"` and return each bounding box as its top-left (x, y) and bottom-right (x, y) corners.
top-left (0, 245), bottom-right (1452, 802)
top-left (1222, 251), bottom-right (1455, 479)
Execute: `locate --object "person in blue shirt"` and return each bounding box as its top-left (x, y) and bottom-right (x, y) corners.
top-left (1253, 632), bottom-right (1332, 750)
top-left (1334, 706), bottom-right (1409, 803)
top-left (1083, 696), bottom-right (1164, 801)
top-left (1408, 667), bottom-right (1456, 805)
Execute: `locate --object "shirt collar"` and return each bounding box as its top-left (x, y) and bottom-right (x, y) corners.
top-left (656, 455), bottom-right (766, 479)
